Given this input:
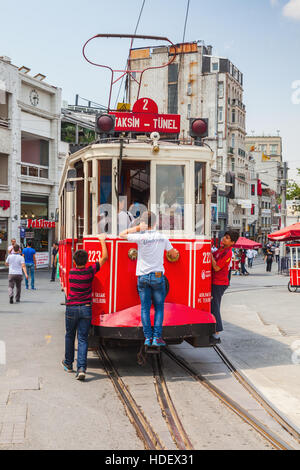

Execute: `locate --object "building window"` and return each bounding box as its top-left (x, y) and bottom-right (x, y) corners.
top-left (232, 109), bottom-right (236, 123)
top-left (0, 153), bottom-right (8, 186)
top-left (259, 144), bottom-right (267, 152)
top-left (187, 103), bottom-right (191, 119)
top-left (231, 133), bottom-right (235, 148)
top-left (217, 156), bottom-right (223, 173)
top-left (270, 144), bottom-right (278, 155)
top-left (218, 82), bottom-right (224, 98)
top-left (168, 63), bottom-right (178, 114)
top-left (218, 107), bottom-right (223, 122)
top-left (212, 62), bottom-right (219, 72)
top-left (218, 132), bottom-right (223, 148)
top-left (21, 139), bottom-right (49, 179)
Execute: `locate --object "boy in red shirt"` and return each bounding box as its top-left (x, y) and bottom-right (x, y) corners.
top-left (211, 230), bottom-right (239, 343)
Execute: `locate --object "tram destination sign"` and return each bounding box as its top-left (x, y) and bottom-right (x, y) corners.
top-left (109, 97), bottom-right (180, 134)
top-left (109, 111), bottom-right (181, 134)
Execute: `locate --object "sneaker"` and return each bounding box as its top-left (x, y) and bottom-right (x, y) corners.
top-left (61, 360), bottom-right (73, 373)
top-left (144, 338), bottom-right (152, 347)
top-left (209, 334), bottom-right (221, 344)
top-left (76, 369), bottom-right (86, 381)
top-left (152, 337), bottom-right (166, 347)
top-left (9, 297), bottom-right (13, 304)
top-left (31, 287), bottom-right (36, 290)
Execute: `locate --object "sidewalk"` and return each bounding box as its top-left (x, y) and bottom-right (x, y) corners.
top-left (221, 261), bottom-right (300, 429)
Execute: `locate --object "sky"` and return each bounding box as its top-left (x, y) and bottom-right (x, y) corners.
top-left (1, 0), bottom-right (300, 179)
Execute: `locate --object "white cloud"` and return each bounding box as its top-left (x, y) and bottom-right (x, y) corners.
top-left (283, 0), bottom-right (300, 20)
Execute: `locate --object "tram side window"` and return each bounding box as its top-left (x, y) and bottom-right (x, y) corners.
top-left (97, 160), bottom-right (112, 234)
top-left (195, 162), bottom-right (206, 235)
top-left (156, 165), bottom-right (185, 232)
top-left (75, 160), bottom-right (84, 239)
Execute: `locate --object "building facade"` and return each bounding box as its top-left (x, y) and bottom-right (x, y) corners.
top-left (128, 42), bottom-right (250, 238)
top-left (0, 56), bottom-right (64, 266)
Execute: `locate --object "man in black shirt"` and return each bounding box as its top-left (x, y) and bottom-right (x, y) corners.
top-left (50, 242), bottom-right (58, 282)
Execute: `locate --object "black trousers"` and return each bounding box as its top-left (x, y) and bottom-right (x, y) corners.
top-left (211, 284), bottom-right (228, 333)
top-left (266, 260), bottom-right (273, 272)
top-left (51, 264), bottom-right (56, 281)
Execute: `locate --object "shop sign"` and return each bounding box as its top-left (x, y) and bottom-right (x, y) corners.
top-left (27, 219), bottom-right (55, 229)
top-left (35, 252), bottom-right (49, 269)
top-left (0, 200), bottom-right (10, 211)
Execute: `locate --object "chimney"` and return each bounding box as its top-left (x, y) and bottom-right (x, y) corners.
top-left (207, 46), bottom-right (213, 55)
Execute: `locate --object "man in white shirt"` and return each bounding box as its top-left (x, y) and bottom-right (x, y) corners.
top-left (246, 249), bottom-right (254, 268)
top-left (5, 244), bottom-right (28, 303)
top-left (120, 211), bottom-right (178, 347)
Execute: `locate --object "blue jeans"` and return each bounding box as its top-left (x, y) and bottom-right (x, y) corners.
top-left (25, 263), bottom-right (35, 289)
top-left (65, 305), bottom-right (92, 371)
top-left (211, 284), bottom-right (228, 333)
top-left (137, 273), bottom-right (166, 339)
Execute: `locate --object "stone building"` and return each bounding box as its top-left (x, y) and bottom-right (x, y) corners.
top-left (128, 41), bottom-right (250, 238)
top-left (0, 56), bottom-right (64, 267)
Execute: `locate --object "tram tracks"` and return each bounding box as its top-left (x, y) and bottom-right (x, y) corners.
top-left (164, 347), bottom-right (297, 450)
top-left (97, 343), bottom-right (299, 450)
top-left (97, 345), bottom-right (164, 450)
top-left (98, 345), bottom-right (193, 450)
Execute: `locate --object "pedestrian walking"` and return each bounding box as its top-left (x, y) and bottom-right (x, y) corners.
top-left (7, 238), bottom-right (22, 255)
top-left (62, 235), bottom-right (108, 381)
top-left (120, 211), bottom-right (178, 347)
top-left (246, 249), bottom-right (254, 268)
top-left (240, 250), bottom-right (249, 275)
top-left (5, 244), bottom-right (28, 303)
top-left (265, 248), bottom-right (274, 272)
top-left (22, 241), bottom-right (36, 290)
top-left (275, 246), bottom-right (280, 264)
top-left (50, 242), bottom-right (59, 282)
top-left (211, 230), bottom-right (239, 342)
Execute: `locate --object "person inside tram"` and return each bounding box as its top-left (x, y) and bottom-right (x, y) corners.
top-left (119, 211), bottom-right (179, 347)
top-left (118, 196), bottom-right (134, 234)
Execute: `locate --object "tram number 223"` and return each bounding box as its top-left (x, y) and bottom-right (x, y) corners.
top-left (88, 250), bottom-right (101, 263)
top-left (203, 252), bottom-right (211, 264)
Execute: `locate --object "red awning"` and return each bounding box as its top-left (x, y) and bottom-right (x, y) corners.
top-left (268, 223), bottom-right (300, 242)
top-left (234, 237), bottom-right (262, 249)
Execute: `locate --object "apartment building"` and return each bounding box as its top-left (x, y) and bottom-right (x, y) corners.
top-left (0, 56), bottom-right (64, 266)
top-left (128, 41), bottom-right (250, 237)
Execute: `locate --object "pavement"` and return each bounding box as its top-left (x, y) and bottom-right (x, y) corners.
top-left (221, 259), bottom-right (300, 430)
top-left (0, 260), bottom-right (300, 448)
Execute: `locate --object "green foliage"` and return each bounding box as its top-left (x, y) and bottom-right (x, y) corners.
top-left (61, 123), bottom-right (95, 144)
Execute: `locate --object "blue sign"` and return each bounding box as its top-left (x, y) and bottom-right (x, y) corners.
top-left (20, 228), bottom-right (26, 238)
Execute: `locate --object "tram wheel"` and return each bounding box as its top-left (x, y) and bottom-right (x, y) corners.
top-left (288, 282), bottom-right (298, 293)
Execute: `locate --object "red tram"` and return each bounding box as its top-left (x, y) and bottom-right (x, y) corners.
top-left (58, 34), bottom-right (217, 347)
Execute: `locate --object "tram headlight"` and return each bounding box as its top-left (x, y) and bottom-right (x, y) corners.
top-left (95, 114), bottom-right (115, 134)
top-left (189, 118), bottom-right (208, 140)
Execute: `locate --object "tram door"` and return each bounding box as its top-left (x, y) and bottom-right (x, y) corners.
top-left (118, 161), bottom-right (150, 234)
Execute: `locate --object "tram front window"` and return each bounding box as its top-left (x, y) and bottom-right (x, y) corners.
top-left (156, 165), bottom-right (185, 232)
top-left (118, 161), bottom-right (150, 234)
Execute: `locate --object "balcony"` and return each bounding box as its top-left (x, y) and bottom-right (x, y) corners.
top-left (228, 146), bottom-right (234, 155)
top-left (231, 99), bottom-right (246, 111)
top-left (21, 163), bottom-right (49, 179)
top-left (0, 117), bottom-right (9, 129)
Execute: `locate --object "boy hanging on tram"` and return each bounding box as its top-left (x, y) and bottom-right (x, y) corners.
top-left (62, 235), bottom-right (108, 381)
